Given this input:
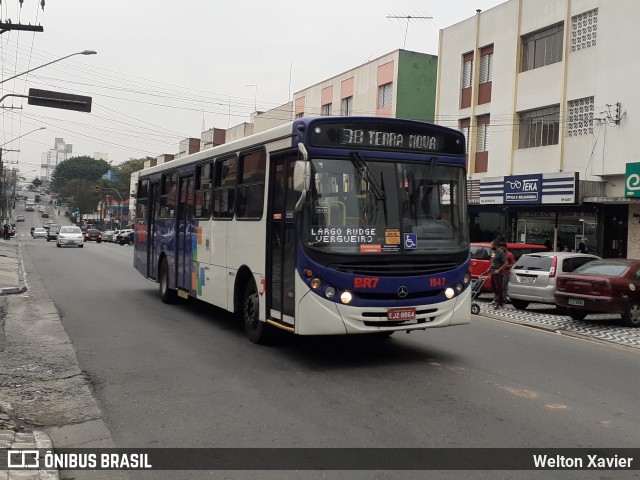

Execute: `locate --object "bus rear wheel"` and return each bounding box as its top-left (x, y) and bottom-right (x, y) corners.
top-left (243, 279), bottom-right (272, 344)
top-left (159, 258), bottom-right (178, 304)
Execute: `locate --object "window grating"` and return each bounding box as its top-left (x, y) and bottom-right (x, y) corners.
top-left (567, 97), bottom-right (594, 137)
top-left (519, 105), bottom-right (560, 148)
top-left (572, 9), bottom-right (598, 52)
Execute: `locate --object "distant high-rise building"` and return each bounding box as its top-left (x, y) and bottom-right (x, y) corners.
top-left (41, 138), bottom-right (72, 181)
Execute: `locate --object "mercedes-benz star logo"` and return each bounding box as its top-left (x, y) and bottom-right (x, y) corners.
top-left (397, 286), bottom-right (409, 298)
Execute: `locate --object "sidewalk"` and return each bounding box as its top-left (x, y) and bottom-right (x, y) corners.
top-left (0, 239), bottom-right (57, 480)
top-left (0, 238), bottom-right (126, 480)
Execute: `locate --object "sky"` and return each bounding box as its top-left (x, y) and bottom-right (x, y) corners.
top-left (0, 0), bottom-right (506, 178)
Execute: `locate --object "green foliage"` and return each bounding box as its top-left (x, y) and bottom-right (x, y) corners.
top-left (105, 157), bottom-right (147, 196)
top-left (50, 156), bottom-right (110, 192)
top-left (59, 179), bottom-right (101, 215)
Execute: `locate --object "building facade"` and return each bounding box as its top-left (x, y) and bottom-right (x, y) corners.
top-left (40, 138), bottom-right (72, 182)
top-left (437, 0), bottom-right (640, 258)
top-left (294, 49), bottom-right (438, 123)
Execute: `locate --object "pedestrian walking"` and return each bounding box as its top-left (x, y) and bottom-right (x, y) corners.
top-left (577, 242), bottom-right (587, 254)
top-left (3, 223), bottom-right (9, 240)
top-left (500, 243), bottom-right (515, 304)
top-left (490, 240), bottom-right (508, 309)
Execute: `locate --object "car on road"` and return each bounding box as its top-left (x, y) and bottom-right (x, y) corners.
top-left (102, 230), bottom-right (117, 242)
top-left (84, 229), bottom-right (103, 243)
top-left (470, 242), bottom-right (548, 292)
top-left (115, 229), bottom-right (133, 245)
top-left (118, 230), bottom-right (134, 246)
top-left (555, 259), bottom-right (640, 326)
top-left (41, 212), bottom-right (49, 218)
top-left (45, 224), bottom-right (61, 242)
top-left (16, 215), bottom-right (25, 222)
top-left (508, 252), bottom-right (601, 310)
top-left (32, 227), bottom-right (47, 239)
top-left (57, 226), bottom-right (84, 248)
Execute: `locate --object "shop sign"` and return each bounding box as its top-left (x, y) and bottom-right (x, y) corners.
top-left (479, 172), bottom-right (577, 205)
top-left (625, 162), bottom-right (640, 198)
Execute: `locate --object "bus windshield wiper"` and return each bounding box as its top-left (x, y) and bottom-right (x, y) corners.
top-left (350, 152), bottom-right (386, 202)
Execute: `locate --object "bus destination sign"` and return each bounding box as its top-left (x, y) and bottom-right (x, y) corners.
top-left (309, 121), bottom-right (463, 154)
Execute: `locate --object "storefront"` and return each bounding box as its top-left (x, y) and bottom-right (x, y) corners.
top-left (468, 172), bottom-right (604, 254)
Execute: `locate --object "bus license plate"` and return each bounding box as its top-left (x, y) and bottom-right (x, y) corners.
top-left (568, 298), bottom-right (585, 306)
top-left (387, 308), bottom-right (416, 321)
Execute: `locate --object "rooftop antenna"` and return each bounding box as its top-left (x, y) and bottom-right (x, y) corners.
top-left (386, 11), bottom-right (433, 49)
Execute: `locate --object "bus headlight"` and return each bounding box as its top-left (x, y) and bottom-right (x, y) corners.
top-left (445, 287), bottom-right (455, 299)
top-left (455, 282), bottom-right (464, 293)
top-left (340, 291), bottom-right (353, 304)
top-left (325, 286), bottom-right (336, 298)
top-left (463, 273), bottom-right (471, 285)
top-left (310, 278), bottom-right (322, 289)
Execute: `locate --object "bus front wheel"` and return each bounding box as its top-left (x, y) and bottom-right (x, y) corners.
top-left (243, 279), bottom-right (272, 344)
top-left (159, 258), bottom-right (178, 304)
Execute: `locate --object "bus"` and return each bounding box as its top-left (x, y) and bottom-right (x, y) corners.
top-left (134, 117), bottom-right (471, 343)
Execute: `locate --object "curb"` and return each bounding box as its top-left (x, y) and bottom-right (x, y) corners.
top-left (33, 431), bottom-right (60, 480)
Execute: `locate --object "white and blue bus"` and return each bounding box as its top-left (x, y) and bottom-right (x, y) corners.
top-left (134, 117), bottom-right (471, 343)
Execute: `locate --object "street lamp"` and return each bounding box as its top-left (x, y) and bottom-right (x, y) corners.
top-left (0, 50), bottom-right (97, 85)
top-left (0, 127), bottom-right (46, 148)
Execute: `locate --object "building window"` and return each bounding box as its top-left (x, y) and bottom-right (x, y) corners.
top-left (460, 52), bottom-right (474, 109)
top-left (458, 118), bottom-right (470, 155)
top-left (519, 105), bottom-right (560, 148)
top-left (567, 96), bottom-right (594, 137)
top-left (479, 47), bottom-right (493, 84)
top-left (378, 83), bottom-right (392, 109)
top-left (322, 103), bottom-right (332, 116)
top-left (295, 112), bottom-right (304, 119)
top-left (461, 55), bottom-right (473, 88)
top-left (476, 116), bottom-right (490, 152)
top-left (521, 23), bottom-right (564, 72)
top-left (341, 96), bottom-right (353, 116)
top-left (572, 9), bottom-right (598, 52)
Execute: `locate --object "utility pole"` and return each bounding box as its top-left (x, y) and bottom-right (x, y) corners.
top-left (0, 0), bottom-right (45, 34)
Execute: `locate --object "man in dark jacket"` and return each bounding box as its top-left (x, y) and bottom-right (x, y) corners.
top-left (490, 240), bottom-right (508, 309)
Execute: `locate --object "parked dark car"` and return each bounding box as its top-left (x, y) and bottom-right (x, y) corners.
top-left (84, 229), bottom-right (103, 243)
top-left (555, 259), bottom-right (640, 327)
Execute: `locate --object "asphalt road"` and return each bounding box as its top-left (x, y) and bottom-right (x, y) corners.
top-left (15, 211), bottom-right (640, 480)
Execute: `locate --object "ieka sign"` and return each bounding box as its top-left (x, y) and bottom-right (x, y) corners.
top-left (625, 162), bottom-right (640, 198)
top-left (504, 174), bottom-right (542, 204)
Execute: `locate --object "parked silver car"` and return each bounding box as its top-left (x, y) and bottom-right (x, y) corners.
top-left (508, 252), bottom-right (600, 310)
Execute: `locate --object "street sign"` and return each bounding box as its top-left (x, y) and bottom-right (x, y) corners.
top-left (625, 162), bottom-right (640, 198)
top-left (28, 88), bottom-right (92, 113)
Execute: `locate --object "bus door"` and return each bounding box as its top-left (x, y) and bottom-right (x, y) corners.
top-left (176, 175), bottom-right (194, 292)
top-left (149, 182), bottom-right (160, 279)
top-left (267, 154), bottom-right (297, 326)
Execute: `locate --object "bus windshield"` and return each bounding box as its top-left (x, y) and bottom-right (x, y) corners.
top-left (303, 157), bottom-right (468, 254)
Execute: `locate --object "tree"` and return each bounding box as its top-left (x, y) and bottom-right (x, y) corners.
top-left (50, 156), bottom-right (110, 192)
top-left (104, 157), bottom-right (146, 196)
top-left (59, 179), bottom-right (101, 215)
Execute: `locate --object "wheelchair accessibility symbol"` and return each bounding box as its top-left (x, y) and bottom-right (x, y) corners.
top-left (404, 233), bottom-right (417, 250)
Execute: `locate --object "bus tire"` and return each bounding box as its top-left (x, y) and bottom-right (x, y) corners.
top-left (159, 258), bottom-right (178, 304)
top-left (243, 278), bottom-right (272, 344)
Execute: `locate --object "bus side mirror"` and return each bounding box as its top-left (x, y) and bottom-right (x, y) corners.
top-left (293, 160), bottom-right (310, 192)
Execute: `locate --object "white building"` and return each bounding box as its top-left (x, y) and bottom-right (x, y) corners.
top-left (437, 0), bottom-right (640, 258)
top-left (41, 138), bottom-right (72, 182)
